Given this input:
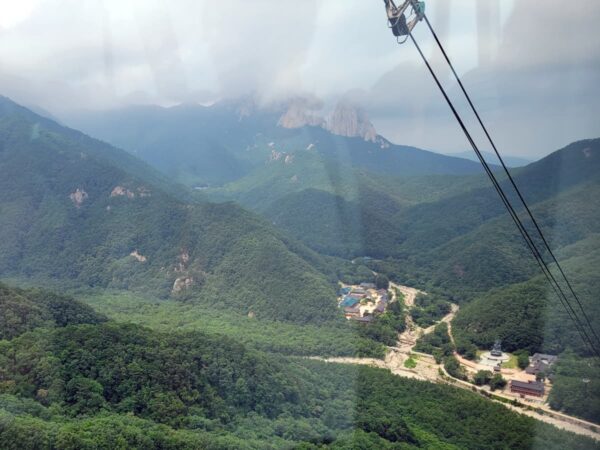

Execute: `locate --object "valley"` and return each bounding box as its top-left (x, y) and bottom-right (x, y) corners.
top-left (1, 2), bottom-right (598, 448)
top-left (0, 95), bottom-right (598, 448)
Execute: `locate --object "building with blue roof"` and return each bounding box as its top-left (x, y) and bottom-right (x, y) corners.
top-left (338, 287), bottom-right (352, 296)
top-left (340, 296), bottom-right (359, 308)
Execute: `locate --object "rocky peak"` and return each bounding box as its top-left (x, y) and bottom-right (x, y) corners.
top-left (277, 97), bottom-right (325, 129)
top-left (325, 101), bottom-right (377, 142)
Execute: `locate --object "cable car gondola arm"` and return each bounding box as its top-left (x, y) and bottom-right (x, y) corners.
top-left (384, 0), bottom-right (425, 42)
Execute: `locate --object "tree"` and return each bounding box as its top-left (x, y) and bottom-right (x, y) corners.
top-left (65, 376), bottom-right (106, 416)
top-left (489, 374), bottom-right (507, 391)
top-left (432, 349), bottom-right (443, 364)
top-left (464, 345), bottom-right (478, 361)
top-left (516, 351), bottom-right (530, 370)
top-left (473, 370), bottom-right (493, 386)
top-left (536, 371), bottom-right (546, 382)
top-left (375, 274), bottom-right (390, 290)
top-left (444, 356), bottom-right (467, 381)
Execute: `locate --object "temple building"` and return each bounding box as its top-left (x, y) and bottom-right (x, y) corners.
top-left (510, 380), bottom-right (545, 397)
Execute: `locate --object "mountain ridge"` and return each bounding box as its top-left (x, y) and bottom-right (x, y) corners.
top-left (447, 150), bottom-right (533, 167)
top-left (0, 96), bottom-right (345, 324)
top-left (62, 97), bottom-right (491, 188)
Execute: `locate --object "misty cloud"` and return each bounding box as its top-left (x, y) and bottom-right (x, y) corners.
top-left (368, 0), bottom-right (600, 156)
top-left (0, 0), bottom-right (598, 156)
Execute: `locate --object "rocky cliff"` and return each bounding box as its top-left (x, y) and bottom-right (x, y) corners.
top-left (324, 101), bottom-right (378, 142)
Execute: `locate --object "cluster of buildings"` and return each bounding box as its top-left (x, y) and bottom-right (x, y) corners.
top-left (338, 283), bottom-right (389, 324)
top-left (480, 342), bottom-right (557, 399)
top-left (508, 353), bottom-right (559, 398)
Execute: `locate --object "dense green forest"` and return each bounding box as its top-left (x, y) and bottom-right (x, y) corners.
top-left (0, 294), bottom-right (597, 449)
top-left (452, 235), bottom-right (600, 356)
top-left (204, 133), bottom-right (600, 305)
top-left (410, 292), bottom-right (451, 328)
top-left (0, 283), bottom-right (106, 340)
top-left (548, 351), bottom-right (600, 424)
top-left (59, 96), bottom-right (600, 308)
top-left (208, 152), bottom-right (489, 260)
top-left (0, 97), bottom-right (357, 325)
top-left (81, 290), bottom-right (386, 358)
top-left (414, 322), bottom-right (454, 363)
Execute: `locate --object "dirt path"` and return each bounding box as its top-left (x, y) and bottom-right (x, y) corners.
top-left (393, 283), bottom-right (457, 355)
top-left (504, 404), bottom-right (600, 440)
top-left (309, 353), bottom-right (428, 381)
top-left (390, 282), bottom-right (421, 308)
top-left (312, 286), bottom-right (456, 383)
top-left (310, 284), bottom-right (600, 441)
top-left (444, 311), bottom-right (599, 437)
top-left (439, 365), bottom-right (600, 441)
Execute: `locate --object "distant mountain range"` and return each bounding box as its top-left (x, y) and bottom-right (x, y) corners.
top-left (447, 150), bottom-right (533, 167)
top-left (63, 98), bottom-right (490, 189)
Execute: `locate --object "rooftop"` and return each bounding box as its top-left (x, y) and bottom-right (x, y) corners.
top-left (340, 296), bottom-right (359, 308)
top-left (510, 380), bottom-right (545, 393)
top-left (354, 315), bottom-right (374, 323)
top-left (531, 353), bottom-right (558, 364)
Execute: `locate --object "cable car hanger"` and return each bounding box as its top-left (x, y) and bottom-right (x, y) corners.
top-left (381, 0), bottom-right (600, 357)
top-left (384, 0), bottom-right (426, 43)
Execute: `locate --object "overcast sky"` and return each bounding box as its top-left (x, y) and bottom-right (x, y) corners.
top-left (1, 0), bottom-right (599, 157)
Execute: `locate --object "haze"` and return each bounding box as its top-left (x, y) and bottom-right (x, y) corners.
top-left (1, 0), bottom-right (598, 157)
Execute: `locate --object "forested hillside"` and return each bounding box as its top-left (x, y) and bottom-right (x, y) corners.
top-left (452, 235), bottom-right (600, 356)
top-left (367, 139), bottom-right (600, 293)
top-left (0, 96), bottom-right (346, 324)
top-left (0, 299), bottom-right (596, 449)
top-left (3, 94), bottom-right (599, 444)
top-left (209, 136), bottom-right (599, 299)
top-left (0, 283), bottom-right (105, 339)
top-left (57, 92), bottom-right (600, 359)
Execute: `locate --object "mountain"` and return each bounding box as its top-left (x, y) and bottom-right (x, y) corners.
top-left (65, 97), bottom-right (573, 291)
top-left (448, 150), bottom-right (533, 167)
top-left (324, 100), bottom-right (378, 142)
top-left (383, 138), bottom-right (600, 289)
top-left (366, 138), bottom-right (600, 357)
top-left (2, 94), bottom-right (599, 446)
top-left (62, 97), bottom-right (489, 189)
top-left (60, 99), bottom-right (500, 261)
top-left (277, 96), bottom-right (325, 129)
top-left (57, 93), bottom-right (600, 317)
top-left (0, 95), bottom-right (344, 324)
top-left (277, 97), bottom-right (377, 142)
top-left (452, 235), bottom-right (600, 355)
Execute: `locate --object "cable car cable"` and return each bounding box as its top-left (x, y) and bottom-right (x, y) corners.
top-left (407, 32), bottom-right (600, 358)
top-left (421, 14), bottom-right (600, 347)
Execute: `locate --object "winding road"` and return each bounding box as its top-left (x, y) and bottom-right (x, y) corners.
top-left (312, 283), bottom-right (600, 441)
